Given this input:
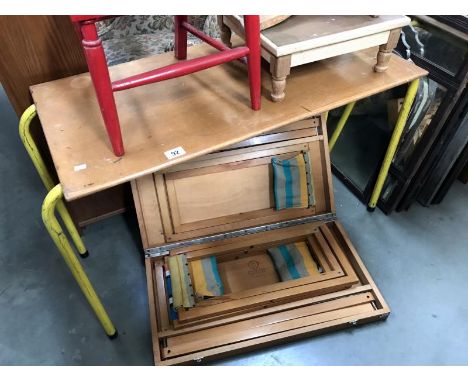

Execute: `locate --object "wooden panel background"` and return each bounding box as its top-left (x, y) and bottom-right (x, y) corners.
top-left (0, 16), bottom-right (132, 226)
top-left (132, 116), bottom-right (332, 248)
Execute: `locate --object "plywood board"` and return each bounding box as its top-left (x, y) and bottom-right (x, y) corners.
top-left (31, 43), bottom-right (426, 201)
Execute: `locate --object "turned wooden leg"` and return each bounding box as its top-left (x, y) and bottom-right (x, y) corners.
top-left (244, 15), bottom-right (261, 110)
top-left (374, 28), bottom-right (402, 73)
top-left (79, 21), bottom-right (124, 156)
top-left (270, 55), bottom-right (291, 102)
top-left (174, 15), bottom-right (188, 60)
top-left (217, 16), bottom-right (232, 48)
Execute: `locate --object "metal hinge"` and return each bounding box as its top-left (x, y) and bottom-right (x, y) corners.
top-left (193, 357), bottom-right (203, 363)
top-left (348, 319), bottom-right (358, 326)
top-left (145, 212), bottom-right (336, 258)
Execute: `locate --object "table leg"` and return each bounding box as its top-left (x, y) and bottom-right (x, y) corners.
top-left (19, 105), bottom-right (88, 258)
top-left (270, 55), bottom-right (291, 102)
top-left (374, 28), bottom-right (402, 73)
top-left (42, 184), bottom-right (118, 338)
top-left (328, 102), bottom-right (356, 152)
top-left (368, 78), bottom-right (420, 211)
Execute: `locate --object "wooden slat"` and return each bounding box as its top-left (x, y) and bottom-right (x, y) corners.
top-left (320, 114), bottom-right (335, 211)
top-left (226, 127), bottom-right (318, 150)
top-left (153, 174), bottom-right (173, 244)
top-left (172, 222), bottom-right (322, 257)
top-left (144, 259), bottom-right (162, 364)
top-left (177, 275), bottom-right (356, 324)
top-left (154, 263), bottom-right (170, 332)
top-left (330, 221), bottom-right (391, 313)
top-left (168, 293), bottom-right (374, 348)
top-left (166, 141), bottom-right (313, 176)
top-left (31, 43), bottom-right (426, 201)
top-left (308, 139), bottom-right (328, 213)
top-left (192, 269), bottom-right (342, 309)
top-left (165, 302), bottom-right (375, 358)
top-left (307, 236), bottom-right (334, 273)
top-left (320, 225), bottom-right (357, 278)
top-left (163, 285), bottom-right (373, 335)
top-left (131, 180), bottom-right (149, 248)
top-left (160, 308), bottom-right (383, 365)
top-left (131, 176), bottom-right (165, 248)
top-left (312, 230), bottom-right (342, 272)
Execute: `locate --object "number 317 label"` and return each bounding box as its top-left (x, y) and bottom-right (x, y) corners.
top-left (164, 146), bottom-right (186, 160)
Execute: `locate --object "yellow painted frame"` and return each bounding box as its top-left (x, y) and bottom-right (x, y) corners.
top-left (327, 79), bottom-right (420, 211)
top-left (368, 78), bottom-right (420, 209)
top-left (42, 184), bottom-right (117, 337)
top-left (19, 105), bottom-right (88, 257)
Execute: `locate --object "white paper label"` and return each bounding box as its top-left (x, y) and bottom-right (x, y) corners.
top-left (164, 146), bottom-right (186, 160)
top-left (73, 163), bottom-right (87, 172)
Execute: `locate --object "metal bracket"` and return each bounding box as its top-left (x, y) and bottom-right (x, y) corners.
top-left (145, 212), bottom-right (336, 258)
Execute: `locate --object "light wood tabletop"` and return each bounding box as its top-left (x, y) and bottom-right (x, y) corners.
top-left (31, 43), bottom-right (426, 201)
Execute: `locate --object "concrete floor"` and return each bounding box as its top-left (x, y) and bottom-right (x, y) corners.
top-left (1, 86), bottom-right (467, 366)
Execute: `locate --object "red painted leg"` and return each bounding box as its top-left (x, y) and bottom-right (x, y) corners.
top-left (243, 15), bottom-right (261, 111)
top-left (174, 16), bottom-right (188, 60)
top-left (79, 21), bottom-right (125, 156)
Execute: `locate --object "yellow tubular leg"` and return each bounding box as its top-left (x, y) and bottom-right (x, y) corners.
top-left (328, 101), bottom-right (356, 152)
top-left (19, 105), bottom-right (88, 257)
top-left (42, 184), bottom-right (117, 337)
top-left (368, 78), bottom-right (420, 210)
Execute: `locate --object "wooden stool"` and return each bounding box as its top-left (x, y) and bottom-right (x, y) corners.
top-left (71, 15), bottom-right (262, 156)
top-left (219, 15), bottom-right (410, 102)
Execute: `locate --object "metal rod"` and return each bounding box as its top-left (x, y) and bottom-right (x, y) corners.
top-left (19, 105), bottom-right (88, 257)
top-left (368, 78), bottom-right (420, 210)
top-left (146, 212), bottom-right (336, 257)
top-left (42, 184), bottom-right (117, 338)
top-left (328, 102), bottom-right (356, 152)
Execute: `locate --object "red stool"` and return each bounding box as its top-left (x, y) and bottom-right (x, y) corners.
top-left (70, 15), bottom-right (261, 156)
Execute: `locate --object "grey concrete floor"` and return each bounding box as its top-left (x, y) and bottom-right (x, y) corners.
top-left (1, 85), bottom-right (467, 365)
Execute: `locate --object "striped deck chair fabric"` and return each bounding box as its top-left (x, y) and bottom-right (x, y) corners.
top-left (191, 257), bottom-right (224, 300)
top-left (267, 241), bottom-right (320, 281)
top-left (167, 254), bottom-right (195, 309)
top-left (272, 151), bottom-right (315, 210)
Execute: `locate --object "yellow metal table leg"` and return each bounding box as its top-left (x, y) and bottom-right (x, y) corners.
top-left (19, 105), bottom-right (88, 258)
top-left (42, 184), bottom-right (117, 338)
top-left (328, 101), bottom-right (356, 152)
top-left (368, 78), bottom-right (420, 211)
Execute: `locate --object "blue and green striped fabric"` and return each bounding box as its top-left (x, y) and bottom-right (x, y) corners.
top-left (267, 241), bottom-right (320, 281)
top-left (168, 254), bottom-right (224, 309)
top-left (191, 256), bottom-right (224, 299)
top-left (271, 151), bottom-right (315, 210)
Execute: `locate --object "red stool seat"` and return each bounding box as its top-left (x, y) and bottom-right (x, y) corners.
top-left (71, 15), bottom-right (261, 156)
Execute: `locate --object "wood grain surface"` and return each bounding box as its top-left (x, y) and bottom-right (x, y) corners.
top-left (31, 43), bottom-right (426, 201)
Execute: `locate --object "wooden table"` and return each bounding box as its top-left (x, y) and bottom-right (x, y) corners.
top-left (31, 43), bottom-right (426, 202)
